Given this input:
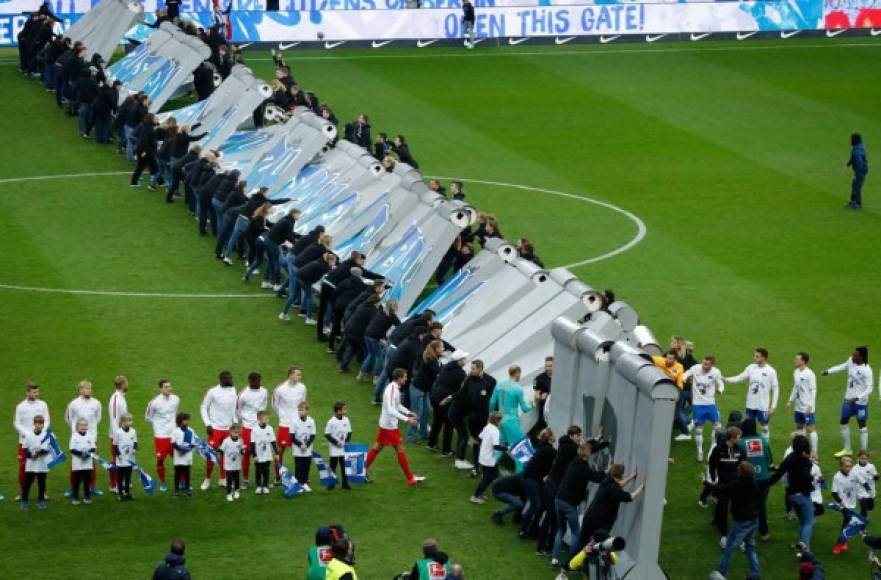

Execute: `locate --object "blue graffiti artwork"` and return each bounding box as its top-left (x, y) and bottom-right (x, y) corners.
top-left (370, 224), bottom-right (426, 302)
top-left (333, 199), bottom-right (391, 256)
top-left (141, 58), bottom-right (182, 102)
top-left (410, 265), bottom-right (474, 315)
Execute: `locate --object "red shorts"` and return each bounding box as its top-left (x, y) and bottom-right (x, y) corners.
top-left (276, 426), bottom-right (292, 449)
top-left (376, 427), bottom-right (402, 448)
top-left (154, 437), bottom-right (173, 460)
top-left (208, 428), bottom-right (230, 449)
top-left (241, 427), bottom-right (253, 447)
top-left (17, 443), bottom-right (25, 464)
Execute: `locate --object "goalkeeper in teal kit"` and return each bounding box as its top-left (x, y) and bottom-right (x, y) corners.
top-left (488, 365), bottom-right (532, 473)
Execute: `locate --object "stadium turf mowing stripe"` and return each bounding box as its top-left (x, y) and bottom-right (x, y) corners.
top-left (0, 38), bottom-right (880, 578)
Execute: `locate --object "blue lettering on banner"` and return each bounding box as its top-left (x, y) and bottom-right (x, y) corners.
top-left (516, 7), bottom-right (571, 35)
top-left (0, 14), bottom-right (28, 46)
top-left (580, 4), bottom-right (643, 32)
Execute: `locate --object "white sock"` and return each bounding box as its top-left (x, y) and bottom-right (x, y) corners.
top-left (861, 427), bottom-right (869, 451)
top-left (809, 430), bottom-right (819, 454)
top-left (841, 424), bottom-right (852, 450)
top-left (695, 427), bottom-right (704, 457)
top-left (761, 424), bottom-right (770, 440)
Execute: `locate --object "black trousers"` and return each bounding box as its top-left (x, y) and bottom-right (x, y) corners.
top-left (428, 400), bottom-right (453, 453)
top-left (118, 465), bottom-right (133, 496)
top-left (23, 471), bottom-right (47, 501)
top-left (174, 465), bottom-right (191, 491)
top-left (226, 470), bottom-right (241, 493)
top-left (255, 461), bottom-right (271, 488)
top-left (536, 479), bottom-right (559, 553)
top-left (295, 456), bottom-right (312, 484)
top-left (131, 150), bottom-right (158, 184)
top-left (72, 469), bottom-right (93, 499)
top-left (329, 308), bottom-right (345, 350)
top-left (316, 284), bottom-right (335, 339)
top-left (329, 456), bottom-right (350, 488)
top-left (450, 412), bottom-right (469, 460)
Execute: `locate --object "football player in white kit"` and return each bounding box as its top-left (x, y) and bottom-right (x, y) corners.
top-left (785, 352), bottom-right (818, 455)
top-left (145, 379), bottom-right (181, 492)
top-left (724, 348), bottom-right (779, 440)
top-left (823, 346), bottom-right (874, 458)
top-left (237, 371), bottom-right (268, 488)
top-left (683, 355), bottom-right (724, 462)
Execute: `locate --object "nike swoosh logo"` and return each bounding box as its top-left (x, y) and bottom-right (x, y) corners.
top-left (416, 39), bottom-right (437, 47)
top-left (471, 38), bottom-right (485, 46)
top-left (780, 30), bottom-right (799, 39)
top-left (371, 40), bottom-right (392, 48)
top-left (237, 42), bottom-right (253, 49)
top-left (599, 35), bottom-right (620, 44)
top-left (554, 36), bottom-right (575, 45)
top-left (508, 37), bottom-right (529, 45)
top-left (826, 28), bottom-right (846, 37)
top-left (872, 28), bottom-right (881, 36)
top-left (277, 42), bottom-right (299, 50)
top-left (325, 41), bottom-right (346, 49)
top-left (645, 34), bottom-right (665, 43)
top-left (735, 31), bottom-right (756, 40)
top-left (690, 33), bottom-right (711, 41)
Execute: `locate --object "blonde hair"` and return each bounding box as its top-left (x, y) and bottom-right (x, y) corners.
top-left (319, 233), bottom-right (333, 247)
top-left (423, 339), bottom-right (443, 363)
top-left (78, 380), bottom-right (92, 393)
top-left (298, 401), bottom-right (310, 411)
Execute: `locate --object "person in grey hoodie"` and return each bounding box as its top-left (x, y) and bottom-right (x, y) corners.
top-left (847, 132), bottom-right (868, 210)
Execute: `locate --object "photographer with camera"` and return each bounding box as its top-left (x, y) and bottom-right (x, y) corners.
top-left (326, 536), bottom-right (357, 580)
top-left (566, 529), bottom-right (625, 579)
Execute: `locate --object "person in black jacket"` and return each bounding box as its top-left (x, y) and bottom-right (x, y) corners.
top-left (288, 252), bottom-right (337, 324)
top-left (193, 61), bottom-right (216, 101)
top-left (152, 539), bottom-right (191, 580)
top-left (165, 125), bottom-right (207, 202)
top-left (317, 251), bottom-right (364, 342)
top-left (92, 79), bottom-right (120, 144)
top-left (339, 295), bottom-right (380, 373)
top-left (529, 356), bottom-right (553, 440)
top-left (576, 464), bottom-right (645, 553)
top-left (551, 442), bottom-right (606, 567)
top-left (491, 473), bottom-right (527, 525)
top-left (379, 326), bottom-right (428, 406)
top-left (248, 206), bottom-right (300, 289)
top-left (222, 187), bottom-right (291, 264)
top-left (704, 426), bottom-right (746, 542)
top-left (277, 225), bottom-right (325, 297)
top-left (151, 124), bottom-right (178, 190)
top-left (75, 67), bottom-right (99, 138)
top-left (328, 268), bottom-right (367, 353)
top-left (409, 339), bottom-right (444, 443)
top-left (241, 203), bottom-right (271, 269)
top-left (124, 94), bottom-right (149, 161)
top-left (449, 359), bottom-right (496, 472)
top-left (283, 233), bottom-right (333, 315)
top-left (393, 135), bottom-right (419, 169)
top-left (709, 462), bottom-right (762, 580)
top-left (344, 114), bottom-right (371, 149)
top-left (762, 433), bottom-right (815, 550)
top-left (428, 351), bottom-right (468, 456)
top-left (130, 113), bottom-right (160, 186)
top-left (373, 132), bottom-right (390, 161)
top-left (519, 427), bottom-right (556, 537)
top-left (462, 0), bottom-right (476, 48)
top-left (62, 45), bottom-right (88, 116)
top-left (361, 300), bottom-right (400, 382)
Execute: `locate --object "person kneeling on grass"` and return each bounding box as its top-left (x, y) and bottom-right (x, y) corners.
top-left (490, 473), bottom-right (527, 526)
top-left (408, 539), bottom-right (450, 580)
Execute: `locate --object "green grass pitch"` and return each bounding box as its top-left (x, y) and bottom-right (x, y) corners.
top-left (1, 38), bottom-right (881, 579)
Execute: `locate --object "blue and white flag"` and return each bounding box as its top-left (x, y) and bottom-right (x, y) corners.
top-left (278, 466), bottom-right (303, 498)
top-left (90, 453), bottom-right (117, 472)
top-left (312, 452), bottom-right (338, 488)
top-left (344, 444), bottom-right (369, 484)
top-left (828, 504), bottom-right (868, 543)
top-left (193, 433), bottom-right (219, 464)
top-left (131, 461), bottom-right (157, 495)
top-left (43, 428), bottom-right (67, 470)
top-left (508, 436), bottom-right (535, 466)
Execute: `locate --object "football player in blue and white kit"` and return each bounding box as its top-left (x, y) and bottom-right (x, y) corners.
top-left (724, 348), bottom-right (779, 440)
top-left (823, 347), bottom-right (874, 458)
top-left (786, 352), bottom-right (818, 455)
top-left (683, 355), bottom-right (724, 462)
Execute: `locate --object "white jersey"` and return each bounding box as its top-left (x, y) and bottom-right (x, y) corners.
top-left (251, 424), bottom-right (276, 463)
top-left (22, 429), bottom-right (51, 473)
top-left (478, 423), bottom-right (501, 467)
top-left (200, 385), bottom-right (238, 430)
top-left (14, 398), bottom-right (50, 443)
top-left (272, 381), bottom-right (307, 428)
top-left (107, 391), bottom-right (128, 438)
top-left (113, 426), bottom-right (138, 467)
top-left (237, 387), bottom-right (268, 430)
top-left (789, 367), bottom-right (817, 414)
top-left (145, 393), bottom-right (181, 438)
top-left (726, 364), bottom-right (779, 412)
top-left (684, 365), bottom-right (724, 406)
top-left (292, 416), bottom-right (317, 458)
top-left (172, 427), bottom-right (195, 467)
top-left (833, 470), bottom-right (861, 509)
top-left (220, 436), bottom-right (245, 471)
top-left (811, 463), bottom-right (824, 504)
top-left (380, 383), bottom-right (411, 430)
top-left (853, 462), bottom-right (878, 499)
top-left (325, 416), bottom-right (352, 458)
top-left (66, 396), bottom-right (102, 438)
top-left (69, 431), bottom-right (95, 471)
top-left (825, 359), bottom-right (874, 405)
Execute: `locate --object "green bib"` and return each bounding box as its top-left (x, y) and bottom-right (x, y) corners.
top-left (416, 558), bottom-right (450, 580)
top-left (306, 545), bottom-right (332, 580)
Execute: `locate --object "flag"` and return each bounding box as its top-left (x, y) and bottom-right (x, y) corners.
top-left (343, 444), bottom-right (369, 484)
top-left (43, 428), bottom-right (67, 470)
top-left (90, 453), bottom-right (117, 472)
top-left (278, 466), bottom-right (303, 498)
top-left (508, 436), bottom-right (535, 466)
top-left (131, 461), bottom-right (157, 495)
top-left (193, 433), bottom-right (219, 464)
top-left (828, 504), bottom-right (868, 543)
top-left (312, 452), bottom-right (338, 488)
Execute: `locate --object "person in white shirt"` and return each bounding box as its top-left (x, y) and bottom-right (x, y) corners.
top-left (113, 413), bottom-right (138, 500)
top-left (219, 424), bottom-right (245, 501)
top-left (200, 370), bottom-right (238, 490)
top-left (21, 414), bottom-right (50, 509)
top-left (14, 382), bottom-right (49, 497)
top-left (107, 376), bottom-right (128, 493)
top-left (69, 418), bottom-right (96, 505)
top-left (292, 401), bottom-right (317, 492)
top-left (854, 449), bottom-right (879, 517)
top-left (251, 410), bottom-right (278, 494)
top-left (66, 380), bottom-right (103, 496)
top-left (325, 401), bottom-right (352, 491)
top-left (145, 379), bottom-right (181, 493)
top-left (683, 355), bottom-right (725, 463)
top-left (171, 412), bottom-right (196, 497)
top-left (810, 453), bottom-right (825, 515)
top-left (365, 368), bottom-right (425, 486)
top-left (237, 371), bottom-right (268, 489)
top-left (272, 366), bottom-right (307, 485)
top-left (832, 456), bottom-right (862, 555)
top-left (822, 347), bottom-right (874, 457)
top-left (471, 412), bottom-right (505, 503)
top-left (784, 352), bottom-right (819, 454)
top-left (724, 348), bottom-right (779, 440)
